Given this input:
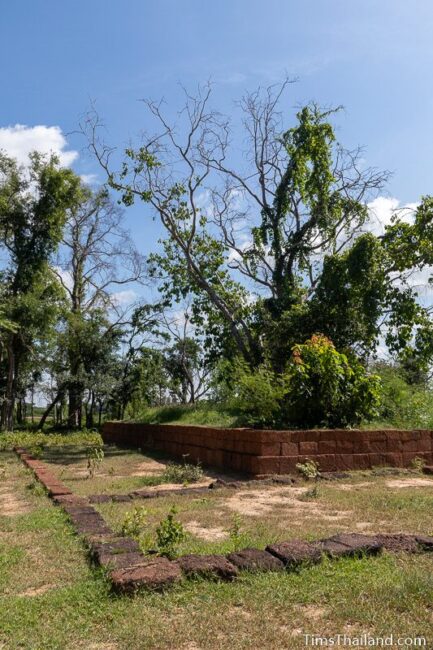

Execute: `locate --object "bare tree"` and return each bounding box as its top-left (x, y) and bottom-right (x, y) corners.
top-left (43, 188), bottom-right (147, 428)
top-left (81, 81), bottom-right (390, 365)
top-left (161, 305), bottom-right (212, 403)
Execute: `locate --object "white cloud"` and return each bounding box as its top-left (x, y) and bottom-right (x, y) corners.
top-left (0, 124), bottom-right (78, 167)
top-left (53, 266), bottom-right (73, 291)
top-left (110, 289), bottom-right (137, 306)
top-left (366, 196), bottom-right (418, 237)
top-left (366, 197), bottom-right (433, 300)
top-left (80, 173), bottom-right (99, 185)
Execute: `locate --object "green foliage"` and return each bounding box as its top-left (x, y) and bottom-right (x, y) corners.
top-left (86, 446), bottom-right (104, 479)
top-left (162, 456), bottom-right (204, 484)
top-left (66, 94), bottom-right (433, 427)
top-left (283, 335), bottom-right (382, 427)
top-left (230, 362), bottom-right (286, 427)
top-left (0, 429), bottom-right (103, 451)
top-left (121, 506), bottom-right (148, 541)
top-left (299, 485), bottom-right (320, 500)
top-left (155, 506), bottom-right (186, 559)
top-left (309, 234), bottom-right (388, 355)
top-left (227, 514), bottom-right (249, 551)
top-left (233, 335), bottom-right (381, 428)
top-left (410, 457), bottom-right (426, 472)
top-left (296, 459), bottom-right (320, 480)
top-left (371, 362), bottom-right (433, 429)
top-left (0, 151), bottom-right (84, 430)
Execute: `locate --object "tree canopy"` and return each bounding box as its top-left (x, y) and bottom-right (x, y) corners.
top-left (2, 81), bottom-right (433, 430)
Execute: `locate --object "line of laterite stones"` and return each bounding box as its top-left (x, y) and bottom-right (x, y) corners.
top-left (15, 447), bottom-right (433, 594)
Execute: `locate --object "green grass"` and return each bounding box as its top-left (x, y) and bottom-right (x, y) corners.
top-left (2, 450), bottom-right (433, 648)
top-left (95, 471), bottom-right (433, 557)
top-left (131, 402), bottom-right (241, 428)
top-left (38, 444), bottom-right (209, 497)
top-left (130, 400), bottom-right (433, 431)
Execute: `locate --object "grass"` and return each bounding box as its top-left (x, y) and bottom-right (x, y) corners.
top-left (38, 443), bottom-right (433, 552)
top-left (94, 471), bottom-right (433, 557)
top-left (129, 400), bottom-right (433, 431)
top-left (40, 445), bottom-right (166, 496)
top-left (38, 445), bottom-right (209, 497)
top-left (0, 429), bottom-right (103, 451)
top-left (2, 445), bottom-right (433, 648)
top-left (131, 402), bottom-right (241, 428)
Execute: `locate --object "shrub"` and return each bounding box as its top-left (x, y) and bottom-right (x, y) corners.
top-left (231, 362), bottom-right (286, 427)
top-left (410, 456), bottom-right (426, 472)
top-left (121, 506), bottom-right (148, 541)
top-left (233, 335), bottom-right (381, 428)
top-left (372, 362), bottom-right (433, 429)
top-left (86, 446), bottom-right (104, 479)
top-left (283, 335), bottom-right (381, 427)
top-left (227, 514), bottom-right (249, 550)
top-left (296, 459), bottom-right (320, 480)
top-left (155, 506), bottom-right (186, 559)
top-left (162, 456), bottom-right (204, 484)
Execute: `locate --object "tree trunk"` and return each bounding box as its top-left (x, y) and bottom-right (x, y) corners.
top-left (86, 391), bottom-right (95, 428)
top-left (38, 387), bottom-right (65, 429)
top-left (16, 398), bottom-right (23, 425)
top-left (1, 336), bottom-right (15, 431)
top-left (68, 383), bottom-right (83, 428)
top-left (31, 386), bottom-right (34, 424)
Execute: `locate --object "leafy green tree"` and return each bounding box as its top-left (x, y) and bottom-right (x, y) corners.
top-left (85, 86), bottom-right (391, 366)
top-left (0, 152), bottom-right (82, 430)
top-left (372, 361), bottom-right (433, 428)
top-left (233, 335), bottom-right (381, 428)
top-left (120, 347), bottom-right (168, 419)
top-left (83, 82), bottom-right (433, 426)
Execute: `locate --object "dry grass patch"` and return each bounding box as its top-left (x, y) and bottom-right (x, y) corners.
top-left (185, 521), bottom-right (228, 541)
top-left (96, 470), bottom-right (433, 559)
top-left (385, 477), bottom-right (433, 488)
top-left (40, 445), bottom-right (216, 497)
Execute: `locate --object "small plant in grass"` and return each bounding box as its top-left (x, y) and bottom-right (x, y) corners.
top-left (300, 484), bottom-right (320, 500)
top-left (155, 506), bottom-right (186, 559)
top-left (410, 456), bottom-right (426, 472)
top-left (86, 446), bottom-right (104, 479)
top-left (227, 513), bottom-right (248, 550)
top-left (296, 459), bottom-right (320, 480)
top-left (26, 480), bottom-right (46, 496)
top-left (162, 455), bottom-right (204, 485)
top-left (121, 506), bottom-right (148, 541)
top-left (228, 513), bottom-right (242, 540)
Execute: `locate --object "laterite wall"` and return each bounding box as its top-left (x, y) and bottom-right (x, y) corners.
top-left (102, 422), bottom-right (433, 477)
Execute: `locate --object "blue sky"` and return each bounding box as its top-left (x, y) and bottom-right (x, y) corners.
top-left (1, 0), bottom-right (432, 302)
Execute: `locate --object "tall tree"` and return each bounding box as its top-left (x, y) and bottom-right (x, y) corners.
top-left (0, 152), bottom-right (82, 430)
top-left (85, 83), bottom-right (405, 368)
top-left (47, 187), bottom-right (146, 427)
